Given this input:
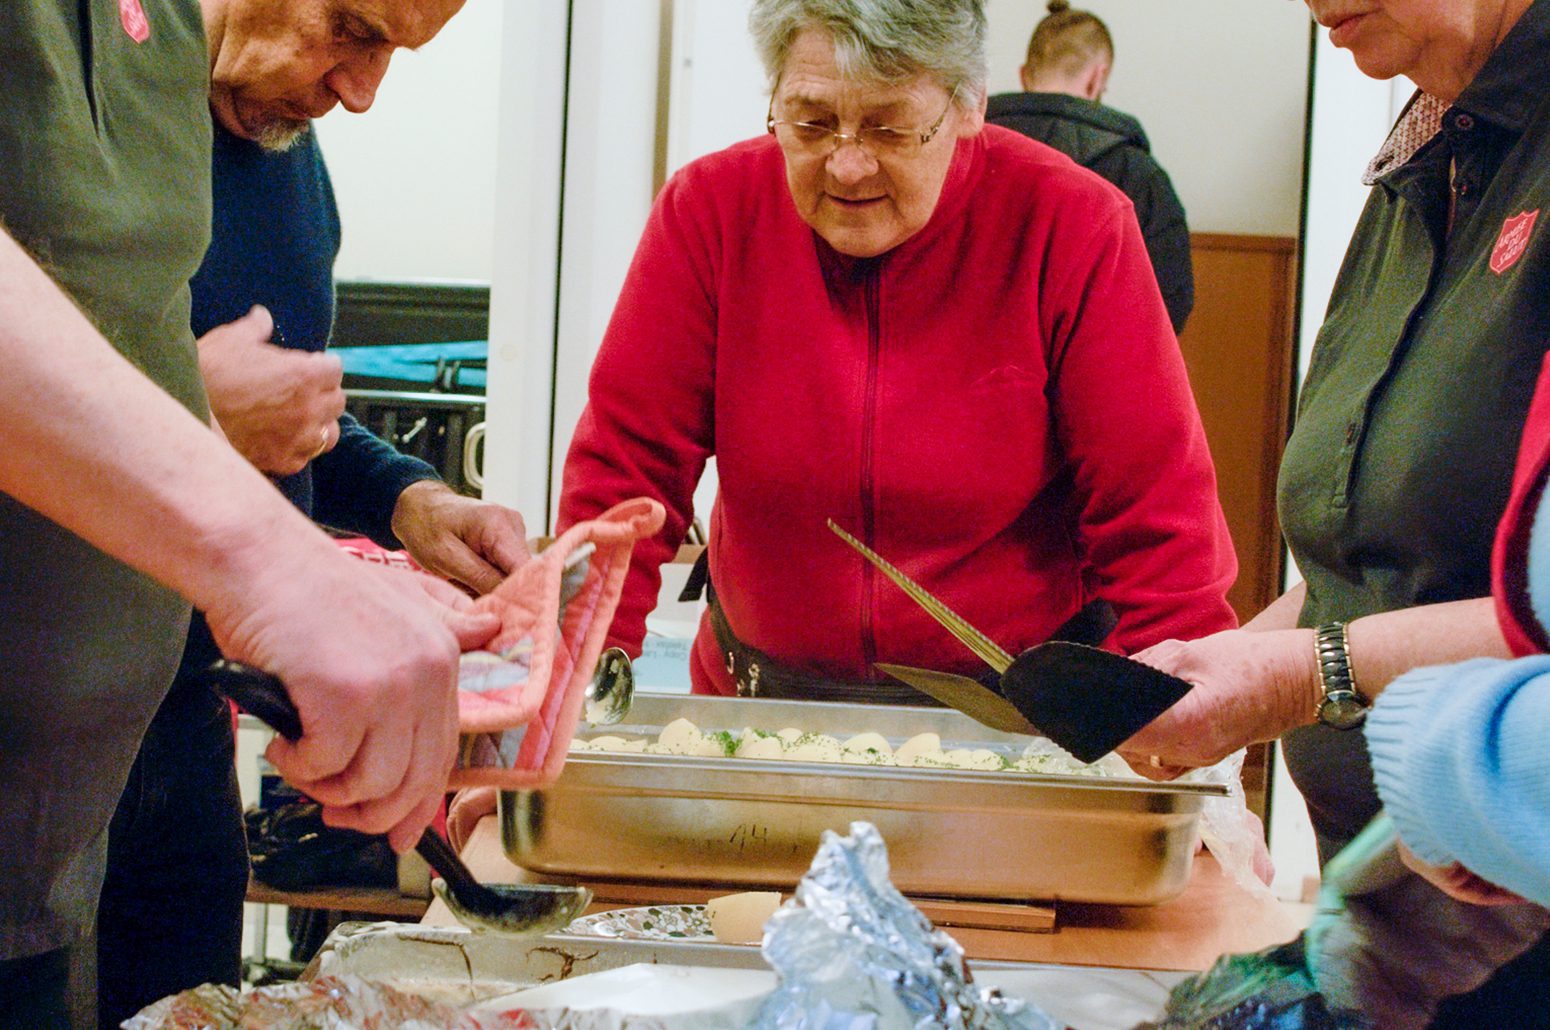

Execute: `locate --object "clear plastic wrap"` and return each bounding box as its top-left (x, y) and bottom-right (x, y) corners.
top-left (1191, 748), bottom-right (1274, 899)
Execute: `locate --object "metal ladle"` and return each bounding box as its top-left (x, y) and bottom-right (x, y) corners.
top-left (584, 646), bottom-right (634, 725)
top-left (207, 660), bottom-right (591, 936)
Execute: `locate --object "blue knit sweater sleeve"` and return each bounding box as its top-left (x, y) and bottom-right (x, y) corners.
top-left (311, 412), bottom-right (438, 548)
top-left (1366, 654), bottom-right (1550, 906)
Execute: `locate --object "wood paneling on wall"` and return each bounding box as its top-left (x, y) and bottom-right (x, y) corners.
top-left (1177, 234), bottom-right (1298, 623)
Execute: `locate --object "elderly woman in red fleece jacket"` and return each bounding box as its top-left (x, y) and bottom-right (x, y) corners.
top-left (557, 0), bottom-right (1236, 702)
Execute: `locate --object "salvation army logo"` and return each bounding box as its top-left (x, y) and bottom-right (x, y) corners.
top-left (120, 0), bottom-right (150, 43)
top-left (1491, 209), bottom-right (1539, 276)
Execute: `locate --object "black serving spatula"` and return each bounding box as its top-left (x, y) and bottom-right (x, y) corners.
top-left (827, 520), bottom-right (1192, 762)
top-left (206, 660), bottom-right (591, 936)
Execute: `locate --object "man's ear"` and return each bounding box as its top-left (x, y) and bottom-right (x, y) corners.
top-left (1082, 61), bottom-right (1110, 101)
top-left (1019, 63), bottom-right (1035, 92)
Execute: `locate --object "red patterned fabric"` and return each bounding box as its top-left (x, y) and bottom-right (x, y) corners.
top-left (453, 498), bottom-right (663, 788)
top-left (333, 536), bottom-right (421, 572)
top-left (332, 502), bottom-right (665, 789)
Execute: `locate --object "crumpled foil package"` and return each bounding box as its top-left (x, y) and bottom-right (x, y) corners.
top-left (748, 822), bottom-right (1060, 1030)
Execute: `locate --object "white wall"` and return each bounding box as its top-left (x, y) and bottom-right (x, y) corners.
top-left (315, 0), bottom-right (504, 283)
top-left (985, 0), bottom-right (1311, 237)
top-left (315, 0), bottom-right (1312, 288)
top-left (550, 0), bottom-right (674, 526)
top-left (481, 1), bottom-right (572, 518)
top-left (664, 0), bottom-right (768, 176)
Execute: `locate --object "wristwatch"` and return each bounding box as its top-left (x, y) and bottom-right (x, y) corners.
top-left (1314, 621), bottom-right (1369, 729)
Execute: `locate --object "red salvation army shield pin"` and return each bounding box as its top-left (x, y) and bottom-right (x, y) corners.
top-left (1491, 209), bottom-right (1540, 276)
top-left (120, 0), bottom-right (151, 43)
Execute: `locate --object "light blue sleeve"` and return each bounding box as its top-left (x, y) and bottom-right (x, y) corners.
top-left (1366, 654), bottom-right (1550, 907)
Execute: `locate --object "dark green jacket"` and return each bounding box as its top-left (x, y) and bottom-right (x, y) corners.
top-left (1278, 2), bottom-right (1550, 861)
top-left (0, 0), bottom-right (211, 960)
top-left (986, 92), bottom-right (1194, 332)
top-left (1278, 17), bottom-right (1550, 1015)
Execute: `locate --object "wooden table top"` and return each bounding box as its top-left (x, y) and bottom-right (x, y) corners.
top-left (424, 815), bottom-right (1309, 971)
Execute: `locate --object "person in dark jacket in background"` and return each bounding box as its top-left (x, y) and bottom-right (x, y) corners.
top-left (986, 1), bottom-right (1193, 332)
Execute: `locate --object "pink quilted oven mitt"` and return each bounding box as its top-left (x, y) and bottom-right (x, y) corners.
top-left (450, 497), bottom-right (664, 789)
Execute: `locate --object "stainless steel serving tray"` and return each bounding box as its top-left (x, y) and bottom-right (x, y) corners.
top-left (501, 693), bottom-right (1226, 906)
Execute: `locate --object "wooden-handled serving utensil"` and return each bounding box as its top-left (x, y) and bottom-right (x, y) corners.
top-left (827, 520), bottom-right (1192, 762)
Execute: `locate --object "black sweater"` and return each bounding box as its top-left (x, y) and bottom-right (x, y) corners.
top-left (986, 92), bottom-right (1194, 332)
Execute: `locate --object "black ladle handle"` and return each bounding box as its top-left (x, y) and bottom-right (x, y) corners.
top-left (207, 659), bottom-right (303, 740)
top-left (414, 819), bottom-right (486, 896)
top-left (204, 659), bottom-right (474, 884)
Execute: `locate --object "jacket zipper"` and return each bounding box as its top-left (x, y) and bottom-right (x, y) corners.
top-left (859, 264), bottom-right (882, 672)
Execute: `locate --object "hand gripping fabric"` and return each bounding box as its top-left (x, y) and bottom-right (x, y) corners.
top-left (449, 497), bottom-right (664, 789)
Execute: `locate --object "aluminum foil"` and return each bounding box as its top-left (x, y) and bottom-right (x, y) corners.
top-left (749, 822), bottom-right (1060, 1030)
top-left (124, 974), bottom-right (533, 1029)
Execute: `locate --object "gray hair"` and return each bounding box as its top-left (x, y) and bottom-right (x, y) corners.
top-left (748, 0), bottom-right (987, 110)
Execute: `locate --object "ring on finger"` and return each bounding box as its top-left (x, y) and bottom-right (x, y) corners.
top-left (310, 425), bottom-right (330, 461)
top-left (1148, 755), bottom-right (1164, 769)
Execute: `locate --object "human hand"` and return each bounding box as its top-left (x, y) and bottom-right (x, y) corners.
top-left (1396, 840), bottom-right (1527, 906)
top-left (206, 540), bottom-right (499, 852)
top-left (390, 480), bottom-right (531, 595)
top-left (197, 306), bottom-right (345, 476)
top-left (1117, 628), bottom-right (1321, 776)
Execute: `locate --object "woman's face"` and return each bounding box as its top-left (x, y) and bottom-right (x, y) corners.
top-left (770, 28), bottom-right (983, 258)
top-left (1305, 0), bottom-right (1528, 98)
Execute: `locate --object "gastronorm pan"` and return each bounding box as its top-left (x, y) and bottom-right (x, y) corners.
top-left (500, 693), bottom-right (1226, 906)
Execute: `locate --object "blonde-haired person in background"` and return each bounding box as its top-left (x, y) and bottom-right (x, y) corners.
top-left (986, 1), bottom-right (1193, 332)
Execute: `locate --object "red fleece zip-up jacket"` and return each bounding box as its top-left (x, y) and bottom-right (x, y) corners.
top-left (558, 125), bottom-right (1237, 695)
top-left (1496, 352), bottom-right (1550, 656)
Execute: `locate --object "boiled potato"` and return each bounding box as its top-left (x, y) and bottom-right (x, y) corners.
top-left (781, 734), bottom-right (843, 763)
top-left (737, 735), bottom-right (785, 760)
top-left (585, 735), bottom-right (630, 751)
top-left (657, 717), bottom-right (702, 754)
top-left (842, 732), bottom-right (892, 758)
top-left (893, 732), bottom-right (940, 766)
top-left (706, 891), bottom-right (782, 944)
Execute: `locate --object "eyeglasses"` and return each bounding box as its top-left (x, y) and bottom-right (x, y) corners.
top-left (766, 84), bottom-right (960, 158)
